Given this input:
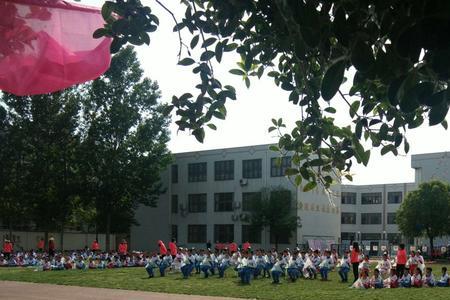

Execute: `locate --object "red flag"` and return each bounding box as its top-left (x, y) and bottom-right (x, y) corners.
top-left (0, 0), bottom-right (111, 96)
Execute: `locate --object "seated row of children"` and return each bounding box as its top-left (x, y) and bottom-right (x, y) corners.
top-left (145, 247), bottom-right (342, 284)
top-left (0, 250), bottom-right (148, 271)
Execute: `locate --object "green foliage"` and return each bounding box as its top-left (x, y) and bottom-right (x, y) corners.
top-left (99, 0), bottom-right (450, 191)
top-left (397, 180), bottom-right (450, 253)
top-left (247, 187), bottom-right (297, 248)
top-left (0, 47), bottom-right (171, 244)
top-left (79, 46), bottom-right (172, 247)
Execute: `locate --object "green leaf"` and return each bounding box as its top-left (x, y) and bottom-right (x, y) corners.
top-left (200, 51), bottom-right (215, 61)
top-left (345, 174), bottom-right (353, 181)
top-left (178, 58), bottom-right (195, 66)
top-left (110, 38), bottom-right (123, 53)
top-left (442, 120), bottom-right (448, 130)
top-left (93, 28), bottom-right (108, 39)
top-left (215, 42), bottom-right (223, 63)
top-left (101, 1), bottom-right (115, 21)
top-left (229, 69), bottom-right (245, 76)
top-left (303, 181), bottom-right (317, 192)
top-left (381, 144), bottom-right (395, 156)
top-left (321, 59), bottom-right (346, 101)
top-left (404, 139), bottom-right (410, 153)
top-left (190, 35), bottom-right (199, 49)
top-left (429, 102), bottom-right (449, 126)
top-left (202, 37), bottom-right (217, 48)
top-left (207, 124), bottom-right (217, 130)
top-left (268, 126), bottom-right (277, 133)
top-left (269, 145), bottom-right (279, 152)
top-left (295, 175), bottom-right (302, 186)
top-left (350, 101), bottom-right (360, 118)
top-left (192, 128), bottom-right (205, 143)
top-left (351, 39), bottom-right (375, 72)
top-left (245, 77), bottom-right (250, 88)
top-left (285, 168), bottom-right (299, 176)
top-left (324, 107), bottom-right (336, 114)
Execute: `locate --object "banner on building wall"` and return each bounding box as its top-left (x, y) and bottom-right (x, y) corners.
top-left (0, 0), bottom-right (111, 96)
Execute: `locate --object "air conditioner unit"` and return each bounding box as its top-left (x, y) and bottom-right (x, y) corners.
top-left (239, 179), bottom-right (248, 186)
top-left (233, 201), bottom-right (241, 210)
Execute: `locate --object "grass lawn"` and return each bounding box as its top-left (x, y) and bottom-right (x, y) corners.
top-left (1, 264), bottom-right (450, 300)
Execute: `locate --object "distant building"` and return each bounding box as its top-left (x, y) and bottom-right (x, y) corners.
top-left (131, 148), bottom-right (450, 252)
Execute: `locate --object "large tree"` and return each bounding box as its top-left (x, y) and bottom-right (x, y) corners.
top-left (396, 180), bottom-right (450, 256)
top-left (95, 0), bottom-right (450, 191)
top-left (248, 187), bottom-right (298, 249)
top-left (1, 89), bottom-right (82, 250)
top-left (79, 46), bottom-right (171, 251)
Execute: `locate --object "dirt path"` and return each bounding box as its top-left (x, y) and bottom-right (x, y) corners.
top-left (0, 281), bottom-right (242, 300)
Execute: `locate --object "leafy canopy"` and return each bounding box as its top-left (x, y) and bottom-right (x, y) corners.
top-left (96, 0), bottom-right (450, 191)
top-left (247, 187), bottom-right (298, 248)
top-left (396, 180), bottom-right (450, 244)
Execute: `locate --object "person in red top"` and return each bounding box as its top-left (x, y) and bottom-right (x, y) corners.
top-left (243, 241), bottom-right (251, 251)
top-left (2, 239), bottom-right (13, 260)
top-left (158, 240), bottom-right (167, 256)
top-left (118, 239), bottom-right (128, 260)
top-left (37, 238), bottom-right (45, 252)
top-left (91, 239), bottom-right (100, 253)
top-left (350, 241), bottom-right (361, 282)
top-left (215, 241), bottom-right (224, 252)
top-left (396, 243), bottom-right (407, 277)
top-left (168, 238), bottom-right (178, 258)
top-left (48, 237), bottom-right (55, 257)
top-left (229, 242), bottom-right (238, 253)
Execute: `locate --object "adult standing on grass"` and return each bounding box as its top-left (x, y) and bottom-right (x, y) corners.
top-left (158, 240), bottom-right (167, 257)
top-left (37, 238), bottom-right (44, 252)
top-left (2, 238), bottom-right (13, 260)
top-left (48, 237), bottom-right (55, 257)
top-left (118, 239), bottom-right (128, 260)
top-left (91, 239), bottom-right (100, 253)
top-left (396, 244), bottom-right (407, 277)
top-left (169, 238), bottom-right (178, 259)
top-left (350, 242), bottom-right (361, 282)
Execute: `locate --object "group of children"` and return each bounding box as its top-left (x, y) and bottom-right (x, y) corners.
top-left (0, 249), bottom-right (149, 271)
top-left (349, 250), bottom-right (450, 289)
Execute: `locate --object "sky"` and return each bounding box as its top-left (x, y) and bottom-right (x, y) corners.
top-left (79, 0), bottom-right (450, 185)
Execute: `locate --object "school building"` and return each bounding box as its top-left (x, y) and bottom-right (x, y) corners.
top-left (131, 147), bottom-right (450, 253)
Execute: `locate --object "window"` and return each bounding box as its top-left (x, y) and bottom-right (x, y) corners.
top-left (387, 213), bottom-right (396, 224)
top-left (361, 213), bottom-right (382, 224)
top-left (188, 194), bottom-right (207, 213)
top-left (361, 192), bottom-right (382, 205)
top-left (171, 225), bottom-right (178, 241)
top-left (242, 225), bottom-right (261, 243)
top-left (341, 212), bottom-right (356, 224)
top-left (388, 192), bottom-right (402, 204)
top-left (361, 233), bottom-right (381, 240)
top-left (214, 160), bottom-right (234, 181)
top-left (171, 165), bottom-right (178, 183)
top-left (341, 232), bottom-right (356, 241)
top-left (242, 192), bottom-right (261, 211)
top-left (214, 224), bottom-right (234, 243)
top-left (270, 229), bottom-right (291, 244)
top-left (171, 195), bottom-right (178, 214)
top-left (387, 233), bottom-right (401, 243)
top-left (188, 225), bottom-right (207, 243)
top-left (270, 156), bottom-right (292, 177)
top-left (242, 159), bottom-right (262, 179)
top-left (214, 193), bottom-right (234, 212)
top-left (188, 162), bottom-right (207, 182)
top-left (341, 192), bottom-right (357, 204)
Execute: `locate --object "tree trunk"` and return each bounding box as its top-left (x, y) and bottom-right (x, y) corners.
top-left (105, 212), bottom-right (111, 252)
top-left (8, 218), bottom-right (13, 242)
top-left (44, 231), bottom-right (49, 251)
top-left (429, 236), bottom-right (434, 259)
top-left (60, 223), bottom-right (64, 252)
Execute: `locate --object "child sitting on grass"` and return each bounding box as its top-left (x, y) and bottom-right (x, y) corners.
top-left (423, 267), bottom-right (436, 287)
top-left (350, 269), bottom-right (370, 289)
top-left (436, 267), bottom-right (449, 287)
top-left (371, 269), bottom-right (384, 289)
